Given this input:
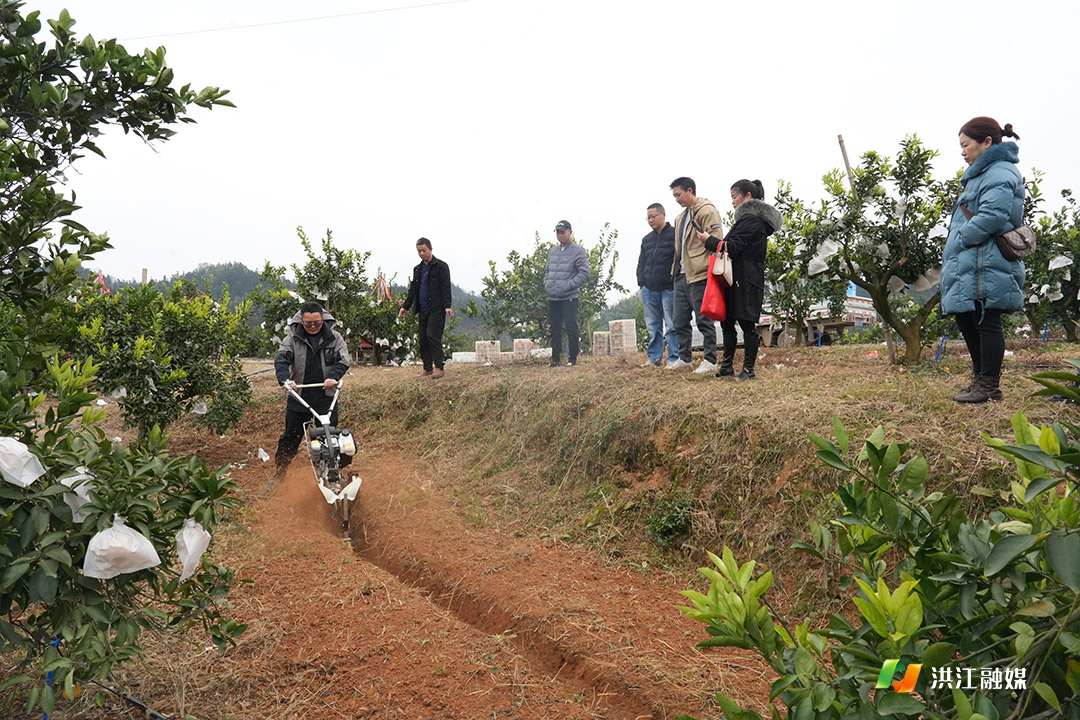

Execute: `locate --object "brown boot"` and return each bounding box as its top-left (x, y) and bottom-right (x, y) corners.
top-left (953, 374), bottom-right (1003, 404)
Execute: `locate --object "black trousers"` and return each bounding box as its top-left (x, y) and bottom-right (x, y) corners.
top-left (419, 309), bottom-right (447, 371)
top-left (275, 403), bottom-right (350, 469)
top-left (954, 301), bottom-right (1005, 378)
top-left (548, 298), bottom-right (579, 364)
top-left (720, 318), bottom-right (759, 370)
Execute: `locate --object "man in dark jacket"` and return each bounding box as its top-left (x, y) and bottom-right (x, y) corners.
top-left (399, 237), bottom-right (453, 378)
top-left (636, 203), bottom-right (678, 366)
top-left (273, 301), bottom-right (351, 482)
top-left (543, 220), bottom-right (590, 366)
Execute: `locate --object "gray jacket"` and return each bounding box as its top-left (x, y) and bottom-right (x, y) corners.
top-left (274, 310), bottom-right (350, 400)
top-left (543, 242), bottom-right (590, 301)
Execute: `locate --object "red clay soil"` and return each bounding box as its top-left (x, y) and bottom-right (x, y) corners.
top-left (198, 445), bottom-right (774, 720)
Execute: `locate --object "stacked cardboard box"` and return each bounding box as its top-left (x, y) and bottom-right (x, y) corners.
top-left (513, 339), bottom-right (538, 361)
top-left (608, 319), bottom-right (637, 354)
top-left (475, 341), bottom-right (500, 364)
top-left (592, 331), bottom-right (611, 356)
top-left (499, 351), bottom-right (515, 363)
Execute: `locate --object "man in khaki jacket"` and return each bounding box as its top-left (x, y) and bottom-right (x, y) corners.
top-left (666, 176), bottom-right (723, 373)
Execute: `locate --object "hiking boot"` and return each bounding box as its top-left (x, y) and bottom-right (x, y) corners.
top-left (716, 362), bottom-right (735, 377)
top-left (431, 368), bottom-right (444, 378)
top-left (959, 371), bottom-right (978, 394)
top-left (736, 368), bottom-right (756, 381)
top-left (693, 360), bottom-right (718, 375)
top-left (953, 374), bottom-right (1003, 403)
top-left (270, 464), bottom-right (288, 485)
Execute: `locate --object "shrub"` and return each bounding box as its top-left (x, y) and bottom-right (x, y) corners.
top-left (678, 381), bottom-right (1080, 720)
top-left (72, 281), bottom-right (253, 436)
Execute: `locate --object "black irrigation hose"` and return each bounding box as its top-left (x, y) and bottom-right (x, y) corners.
top-left (89, 676), bottom-right (171, 720)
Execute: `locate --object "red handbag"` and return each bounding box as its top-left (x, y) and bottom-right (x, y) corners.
top-left (701, 255), bottom-right (727, 322)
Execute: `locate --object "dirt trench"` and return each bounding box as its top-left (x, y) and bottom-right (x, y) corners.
top-left (254, 448), bottom-right (774, 720)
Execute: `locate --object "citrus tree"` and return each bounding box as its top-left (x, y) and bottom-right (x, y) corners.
top-left (803, 136), bottom-right (959, 364)
top-left (72, 280), bottom-right (253, 436)
top-left (1025, 188), bottom-right (1080, 341)
top-left (766, 182), bottom-right (848, 345)
top-left (250, 227), bottom-right (417, 364)
top-left (0, 3), bottom-right (242, 714)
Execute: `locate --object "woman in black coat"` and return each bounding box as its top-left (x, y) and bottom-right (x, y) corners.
top-left (698, 179), bottom-right (782, 380)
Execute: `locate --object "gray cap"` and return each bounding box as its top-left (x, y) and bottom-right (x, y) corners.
top-left (554, 220), bottom-right (572, 232)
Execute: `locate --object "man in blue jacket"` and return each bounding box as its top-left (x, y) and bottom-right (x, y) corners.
top-left (543, 220), bottom-right (590, 367)
top-left (399, 237), bottom-right (453, 378)
top-left (637, 203), bottom-right (678, 366)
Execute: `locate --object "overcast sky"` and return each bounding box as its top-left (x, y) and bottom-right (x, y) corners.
top-left (32, 0), bottom-right (1080, 296)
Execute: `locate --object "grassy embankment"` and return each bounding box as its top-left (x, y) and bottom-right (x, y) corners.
top-left (323, 341), bottom-right (1076, 617)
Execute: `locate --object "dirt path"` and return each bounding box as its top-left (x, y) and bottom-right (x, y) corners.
top-left (205, 446), bottom-right (771, 720)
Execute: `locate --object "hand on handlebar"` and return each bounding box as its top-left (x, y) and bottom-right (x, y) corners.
top-left (323, 378), bottom-right (338, 389)
top-left (283, 379), bottom-right (297, 390)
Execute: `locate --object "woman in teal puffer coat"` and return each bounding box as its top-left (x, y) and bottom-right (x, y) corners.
top-left (940, 117), bottom-right (1025, 404)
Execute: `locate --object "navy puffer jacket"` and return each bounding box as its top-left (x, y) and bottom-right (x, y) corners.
top-left (637, 223), bottom-right (675, 291)
top-left (940, 142), bottom-right (1026, 315)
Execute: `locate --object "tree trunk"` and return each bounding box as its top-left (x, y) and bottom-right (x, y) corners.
top-left (867, 287), bottom-right (941, 365)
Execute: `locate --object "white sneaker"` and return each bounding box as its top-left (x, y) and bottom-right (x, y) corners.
top-left (693, 360), bottom-right (718, 374)
top-left (665, 358), bottom-right (691, 370)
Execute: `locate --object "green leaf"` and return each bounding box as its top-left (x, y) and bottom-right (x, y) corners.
top-left (28, 568), bottom-right (58, 603)
top-left (808, 432), bottom-right (840, 455)
top-left (952, 688), bottom-right (973, 720)
top-left (877, 691), bottom-right (925, 715)
top-left (794, 647), bottom-right (817, 677)
top-left (1033, 682), bottom-right (1061, 713)
top-left (1045, 528), bottom-right (1080, 592)
top-left (770, 674), bottom-right (799, 701)
top-left (854, 597), bottom-right (888, 638)
top-left (1011, 411), bottom-right (1038, 446)
top-left (879, 442), bottom-right (902, 480)
top-left (0, 675), bottom-right (31, 691)
top-left (1066, 658), bottom-right (1080, 695)
top-left (898, 453), bottom-right (929, 492)
top-left (0, 558), bottom-right (32, 590)
top-left (832, 417), bottom-right (850, 455)
top-left (1024, 475), bottom-right (1063, 502)
top-left (1015, 599), bottom-right (1056, 618)
top-left (920, 642), bottom-right (956, 668)
top-left (881, 495), bottom-right (899, 532)
top-left (812, 682), bottom-right (836, 712)
top-left (791, 542), bottom-right (825, 560)
top-left (984, 534), bottom-right (1038, 577)
top-left (815, 449), bottom-right (852, 472)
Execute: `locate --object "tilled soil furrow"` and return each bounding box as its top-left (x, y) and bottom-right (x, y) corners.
top-left (347, 453), bottom-right (771, 720)
top-left (354, 530), bottom-right (660, 720)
